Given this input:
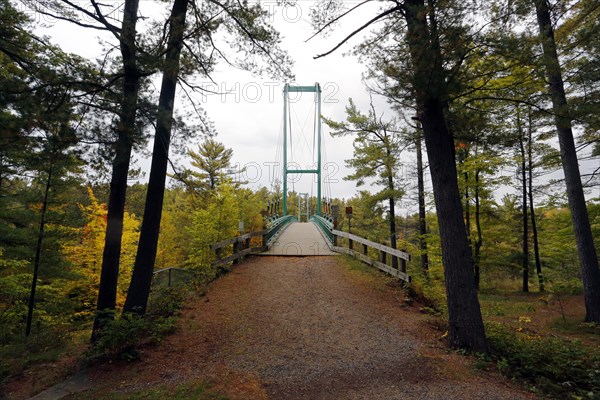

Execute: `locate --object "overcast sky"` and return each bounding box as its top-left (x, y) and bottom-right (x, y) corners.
top-left (27, 1), bottom-right (597, 210)
top-left (29, 0), bottom-right (419, 205)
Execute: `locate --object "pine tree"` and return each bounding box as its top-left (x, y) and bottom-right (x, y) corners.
top-left (532, 0), bottom-right (600, 322)
top-left (188, 139), bottom-right (235, 191)
top-left (324, 99), bottom-right (404, 267)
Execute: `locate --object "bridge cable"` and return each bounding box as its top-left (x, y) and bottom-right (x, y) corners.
top-left (274, 108), bottom-right (284, 196)
top-left (311, 96), bottom-right (317, 215)
top-left (288, 98), bottom-right (296, 194)
top-left (321, 105), bottom-right (333, 205)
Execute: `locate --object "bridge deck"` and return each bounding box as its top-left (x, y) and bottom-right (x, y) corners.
top-left (263, 222), bottom-right (336, 256)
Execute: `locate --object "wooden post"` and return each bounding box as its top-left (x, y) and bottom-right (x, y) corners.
top-left (333, 233), bottom-right (338, 247)
top-left (400, 256), bottom-right (407, 273)
top-left (379, 249), bottom-right (387, 265)
top-left (349, 237), bottom-right (353, 251)
top-left (233, 239), bottom-right (240, 265)
top-left (245, 237), bottom-right (251, 260)
top-left (216, 247), bottom-right (222, 263)
top-left (362, 243), bottom-right (368, 256)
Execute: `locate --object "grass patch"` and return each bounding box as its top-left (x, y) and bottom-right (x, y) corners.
top-left (339, 254), bottom-right (376, 275)
top-left (338, 254), bottom-right (409, 295)
top-left (479, 293), bottom-right (538, 317)
top-left (550, 317), bottom-right (600, 336)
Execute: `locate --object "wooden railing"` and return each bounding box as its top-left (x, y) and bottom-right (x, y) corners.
top-left (210, 230), bottom-right (267, 267)
top-left (210, 215), bottom-right (296, 267)
top-left (332, 230), bottom-right (411, 283)
top-left (152, 267), bottom-right (196, 287)
top-left (208, 218), bottom-right (411, 284)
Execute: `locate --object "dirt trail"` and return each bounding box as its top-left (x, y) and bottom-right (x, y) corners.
top-left (30, 256), bottom-right (534, 399)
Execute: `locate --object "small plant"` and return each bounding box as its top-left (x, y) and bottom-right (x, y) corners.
top-left (147, 287), bottom-right (187, 318)
top-left (546, 280), bottom-right (582, 323)
top-left (473, 352), bottom-right (493, 371)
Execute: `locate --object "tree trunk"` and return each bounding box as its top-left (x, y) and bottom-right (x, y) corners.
top-left (386, 146), bottom-right (398, 269)
top-left (517, 105), bottom-right (529, 293)
top-left (124, 0), bottom-right (189, 314)
top-left (527, 107), bottom-right (544, 292)
top-left (404, 0), bottom-right (488, 353)
top-left (533, 0), bottom-right (600, 320)
top-left (25, 166), bottom-right (52, 336)
top-left (416, 133), bottom-right (429, 273)
top-left (474, 169), bottom-right (483, 291)
top-left (463, 167), bottom-right (472, 252)
top-left (93, 0), bottom-right (142, 337)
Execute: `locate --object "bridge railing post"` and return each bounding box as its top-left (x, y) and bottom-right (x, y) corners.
top-left (232, 239), bottom-right (240, 265)
top-left (330, 228), bottom-right (411, 283)
top-left (379, 247), bottom-right (387, 265)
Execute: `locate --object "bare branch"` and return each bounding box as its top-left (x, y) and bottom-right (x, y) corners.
top-left (305, 0), bottom-right (374, 43)
top-left (314, 6), bottom-right (402, 59)
top-left (207, 0), bottom-right (290, 78)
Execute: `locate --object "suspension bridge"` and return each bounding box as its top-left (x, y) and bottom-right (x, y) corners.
top-left (209, 83), bottom-right (411, 282)
top-left (25, 85), bottom-right (539, 400)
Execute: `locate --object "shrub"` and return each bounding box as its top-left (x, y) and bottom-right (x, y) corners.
top-left (486, 321), bottom-right (600, 398)
top-left (90, 312), bottom-right (148, 361)
top-left (90, 286), bottom-right (190, 361)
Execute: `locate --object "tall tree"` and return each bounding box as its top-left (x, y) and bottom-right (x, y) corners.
top-left (17, 0), bottom-right (149, 335)
top-left (516, 104), bottom-right (530, 292)
top-left (403, 0), bottom-right (487, 351)
top-left (324, 99), bottom-right (404, 266)
top-left (415, 130), bottom-right (429, 274)
top-left (313, 0), bottom-right (488, 351)
top-left (124, 0), bottom-right (190, 314)
top-left (525, 105), bottom-right (547, 292)
top-left (124, 0), bottom-right (293, 314)
top-left (92, 0), bottom-right (144, 335)
top-left (25, 121), bottom-right (82, 336)
top-left (532, 0), bottom-right (600, 321)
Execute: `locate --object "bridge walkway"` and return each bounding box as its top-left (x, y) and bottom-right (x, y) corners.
top-left (261, 222), bottom-right (336, 256)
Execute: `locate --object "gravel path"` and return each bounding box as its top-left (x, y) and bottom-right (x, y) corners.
top-left (85, 256), bottom-right (533, 400)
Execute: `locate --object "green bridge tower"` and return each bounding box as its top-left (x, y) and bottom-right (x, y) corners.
top-left (282, 83), bottom-right (322, 217)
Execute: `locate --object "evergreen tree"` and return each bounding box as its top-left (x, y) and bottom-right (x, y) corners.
top-left (532, 0), bottom-right (600, 322)
top-left (312, 0), bottom-right (489, 351)
top-left (324, 99), bottom-right (404, 266)
top-left (188, 139), bottom-right (235, 191)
